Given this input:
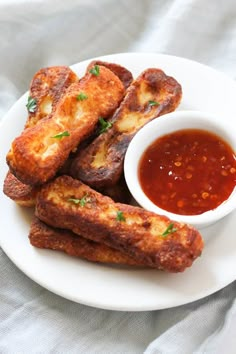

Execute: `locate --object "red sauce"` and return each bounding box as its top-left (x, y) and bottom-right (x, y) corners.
top-left (139, 129), bottom-right (236, 215)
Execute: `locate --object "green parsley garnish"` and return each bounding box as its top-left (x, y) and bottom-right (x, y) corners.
top-left (26, 96), bottom-right (37, 113)
top-left (161, 223), bottom-right (177, 237)
top-left (99, 117), bottom-right (113, 134)
top-left (76, 92), bottom-right (88, 101)
top-left (89, 65), bottom-right (100, 76)
top-left (51, 131), bottom-right (70, 139)
top-left (68, 194), bottom-right (90, 207)
top-left (148, 100), bottom-right (160, 106)
top-left (116, 211), bottom-right (126, 222)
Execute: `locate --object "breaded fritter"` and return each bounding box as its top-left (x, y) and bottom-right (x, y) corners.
top-left (3, 171), bottom-right (39, 207)
top-left (69, 68), bottom-right (182, 188)
top-left (35, 176), bottom-right (203, 272)
top-left (7, 66), bottom-right (125, 186)
top-left (4, 66), bottom-right (78, 205)
top-left (98, 174), bottom-right (132, 204)
top-left (59, 62), bottom-right (133, 177)
top-left (29, 217), bottom-right (144, 266)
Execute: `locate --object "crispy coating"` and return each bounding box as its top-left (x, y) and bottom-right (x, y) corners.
top-left (29, 217), bottom-right (144, 266)
top-left (87, 60), bottom-right (133, 89)
top-left (35, 176), bottom-right (204, 272)
top-left (4, 66), bottom-right (77, 205)
top-left (98, 174), bottom-right (132, 204)
top-left (25, 66), bottom-right (78, 128)
top-left (7, 66), bottom-right (125, 186)
top-left (70, 68), bottom-right (182, 188)
top-left (3, 171), bottom-right (39, 207)
top-left (3, 170), bottom-right (131, 207)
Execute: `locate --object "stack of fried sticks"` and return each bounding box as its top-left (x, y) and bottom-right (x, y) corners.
top-left (4, 60), bottom-right (204, 272)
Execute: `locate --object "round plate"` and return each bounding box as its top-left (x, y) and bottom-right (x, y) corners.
top-left (0, 53), bottom-right (236, 311)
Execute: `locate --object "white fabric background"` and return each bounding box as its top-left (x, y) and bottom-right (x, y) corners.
top-left (0, 0), bottom-right (236, 353)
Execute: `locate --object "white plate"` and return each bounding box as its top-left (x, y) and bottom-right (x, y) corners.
top-left (0, 53), bottom-right (236, 312)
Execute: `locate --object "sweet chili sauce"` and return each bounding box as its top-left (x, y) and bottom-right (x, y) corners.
top-left (138, 129), bottom-right (236, 215)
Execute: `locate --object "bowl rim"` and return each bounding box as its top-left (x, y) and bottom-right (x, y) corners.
top-left (124, 110), bottom-right (236, 228)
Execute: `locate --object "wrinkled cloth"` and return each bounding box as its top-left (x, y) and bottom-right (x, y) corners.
top-left (0, 0), bottom-right (236, 353)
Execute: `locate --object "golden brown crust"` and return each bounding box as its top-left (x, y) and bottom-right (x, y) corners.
top-left (3, 171), bottom-right (39, 207)
top-left (35, 176), bottom-right (204, 272)
top-left (87, 60), bottom-right (133, 89)
top-left (25, 66), bottom-right (78, 128)
top-left (7, 66), bottom-right (125, 186)
top-left (97, 174), bottom-right (132, 204)
top-left (70, 68), bottom-right (182, 188)
top-left (4, 66), bottom-right (78, 205)
top-left (29, 217), bottom-right (144, 266)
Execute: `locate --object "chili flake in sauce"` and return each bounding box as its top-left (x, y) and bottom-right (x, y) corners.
top-left (138, 129), bottom-right (236, 215)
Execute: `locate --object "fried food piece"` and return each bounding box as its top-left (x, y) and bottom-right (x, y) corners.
top-left (4, 66), bottom-right (78, 205)
top-left (87, 60), bottom-right (133, 89)
top-left (69, 68), bottom-right (182, 188)
top-left (7, 66), bottom-right (125, 186)
top-left (98, 174), bottom-right (132, 204)
top-left (35, 176), bottom-right (203, 272)
top-left (3, 171), bottom-right (39, 207)
top-left (61, 61), bottom-right (133, 162)
top-left (29, 217), bottom-right (144, 266)
top-left (25, 66), bottom-right (78, 128)
top-left (59, 63), bottom-right (133, 176)
top-left (3, 169), bottom-right (131, 207)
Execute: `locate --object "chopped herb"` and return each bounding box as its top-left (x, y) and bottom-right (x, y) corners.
top-left (26, 96), bottom-right (37, 113)
top-left (68, 194), bottom-right (90, 207)
top-left (99, 117), bottom-right (113, 134)
top-left (89, 65), bottom-right (100, 76)
top-left (161, 223), bottom-right (177, 237)
top-left (68, 198), bottom-right (80, 205)
top-left (148, 100), bottom-right (160, 106)
top-left (116, 211), bottom-right (126, 222)
top-left (76, 92), bottom-right (88, 101)
top-left (51, 131), bottom-right (70, 139)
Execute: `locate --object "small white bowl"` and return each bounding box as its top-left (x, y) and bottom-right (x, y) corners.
top-left (124, 110), bottom-right (236, 229)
